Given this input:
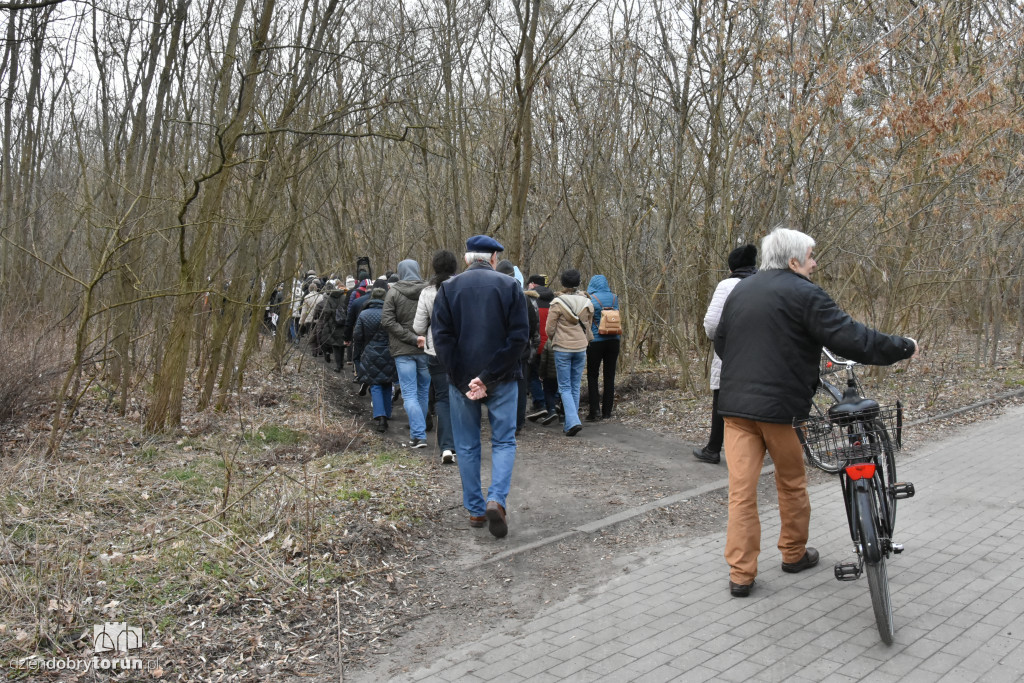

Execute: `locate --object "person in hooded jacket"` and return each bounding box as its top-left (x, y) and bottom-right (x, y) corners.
top-left (321, 283), bottom-right (349, 372)
top-left (311, 281), bottom-right (334, 359)
top-left (497, 260), bottom-right (540, 432)
top-left (353, 287), bottom-right (397, 432)
top-left (693, 244), bottom-right (758, 463)
top-left (546, 269), bottom-right (594, 436)
top-left (584, 275), bottom-right (621, 421)
top-left (299, 282), bottom-right (322, 340)
top-left (413, 250), bottom-right (459, 464)
top-left (382, 259), bottom-right (431, 448)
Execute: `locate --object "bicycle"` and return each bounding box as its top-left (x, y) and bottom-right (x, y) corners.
top-left (794, 348), bottom-right (916, 645)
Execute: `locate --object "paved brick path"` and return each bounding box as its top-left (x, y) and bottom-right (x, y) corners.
top-left (383, 405), bottom-right (1024, 682)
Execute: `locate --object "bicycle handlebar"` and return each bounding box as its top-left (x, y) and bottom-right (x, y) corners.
top-left (822, 347), bottom-right (858, 369)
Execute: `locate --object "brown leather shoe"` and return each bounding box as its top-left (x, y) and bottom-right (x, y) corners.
top-left (485, 501), bottom-right (507, 538)
top-left (469, 515), bottom-right (486, 528)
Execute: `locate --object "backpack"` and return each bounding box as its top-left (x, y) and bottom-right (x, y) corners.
top-left (592, 293), bottom-right (622, 336)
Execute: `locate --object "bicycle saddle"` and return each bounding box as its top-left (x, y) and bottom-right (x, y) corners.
top-left (828, 384), bottom-right (880, 423)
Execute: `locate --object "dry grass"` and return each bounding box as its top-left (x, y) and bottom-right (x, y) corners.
top-left (0, 358), bottom-right (448, 680)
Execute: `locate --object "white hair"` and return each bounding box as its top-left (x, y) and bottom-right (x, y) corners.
top-left (760, 226), bottom-right (815, 270)
top-left (464, 251), bottom-right (497, 265)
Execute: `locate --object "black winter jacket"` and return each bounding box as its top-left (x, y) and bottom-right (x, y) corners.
top-left (322, 290), bottom-right (347, 347)
top-left (715, 268), bottom-right (915, 423)
top-left (353, 300), bottom-right (398, 385)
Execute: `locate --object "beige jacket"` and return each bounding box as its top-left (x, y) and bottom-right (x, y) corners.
top-left (546, 292), bottom-right (594, 351)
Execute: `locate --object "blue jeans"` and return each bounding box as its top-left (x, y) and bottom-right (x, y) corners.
top-left (528, 360), bottom-right (545, 406)
top-left (395, 354), bottom-right (430, 439)
top-left (370, 383), bottom-right (393, 419)
top-left (428, 357), bottom-right (455, 452)
top-left (554, 350), bottom-right (586, 431)
top-left (448, 381), bottom-right (518, 516)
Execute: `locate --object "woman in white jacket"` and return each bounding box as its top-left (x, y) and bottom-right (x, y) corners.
top-left (694, 244), bottom-right (757, 464)
top-left (412, 250), bottom-right (459, 464)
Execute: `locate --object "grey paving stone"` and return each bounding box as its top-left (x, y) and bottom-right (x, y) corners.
top-left (631, 664), bottom-right (686, 683)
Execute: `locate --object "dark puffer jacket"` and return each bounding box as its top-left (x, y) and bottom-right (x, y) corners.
top-left (353, 299), bottom-right (398, 385)
top-left (715, 268), bottom-right (916, 423)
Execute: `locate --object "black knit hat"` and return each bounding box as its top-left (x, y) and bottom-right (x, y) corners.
top-left (560, 269), bottom-right (581, 289)
top-left (728, 244), bottom-right (758, 272)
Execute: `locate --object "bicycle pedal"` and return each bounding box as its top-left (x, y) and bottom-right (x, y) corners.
top-left (892, 543), bottom-right (904, 554)
top-left (892, 482), bottom-right (915, 499)
top-left (834, 562), bottom-right (861, 581)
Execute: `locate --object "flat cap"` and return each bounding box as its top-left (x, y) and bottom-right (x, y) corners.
top-left (465, 234), bottom-right (504, 253)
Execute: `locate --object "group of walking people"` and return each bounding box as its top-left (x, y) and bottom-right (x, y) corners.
top-left (292, 254), bottom-right (623, 452)
top-left (288, 238), bottom-right (622, 538)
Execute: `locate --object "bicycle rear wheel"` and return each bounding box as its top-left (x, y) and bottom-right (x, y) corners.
top-left (857, 488), bottom-right (894, 644)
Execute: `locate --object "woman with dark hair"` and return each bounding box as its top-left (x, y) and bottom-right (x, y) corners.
top-left (413, 249), bottom-right (459, 464)
top-left (694, 244), bottom-right (757, 463)
top-left (545, 269), bottom-right (594, 436)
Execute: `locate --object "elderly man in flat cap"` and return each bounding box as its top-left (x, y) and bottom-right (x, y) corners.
top-left (431, 235), bottom-right (530, 538)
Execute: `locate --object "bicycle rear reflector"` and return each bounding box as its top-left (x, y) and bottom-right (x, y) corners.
top-left (844, 463), bottom-right (876, 480)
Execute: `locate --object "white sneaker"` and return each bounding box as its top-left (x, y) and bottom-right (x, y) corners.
top-left (441, 450), bottom-right (456, 464)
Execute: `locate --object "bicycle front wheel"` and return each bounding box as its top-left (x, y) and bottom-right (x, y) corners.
top-left (857, 489), bottom-right (894, 644)
top-left (803, 382), bottom-right (844, 473)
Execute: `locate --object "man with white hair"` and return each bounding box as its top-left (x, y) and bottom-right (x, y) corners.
top-left (715, 225), bottom-right (918, 597)
top-left (431, 235), bottom-right (530, 538)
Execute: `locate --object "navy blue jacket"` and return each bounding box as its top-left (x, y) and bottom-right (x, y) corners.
top-left (431, 262), bottom-right (530, 394)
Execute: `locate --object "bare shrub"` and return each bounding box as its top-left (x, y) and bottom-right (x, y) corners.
top-left (0, 315), bottom-right (66, 425)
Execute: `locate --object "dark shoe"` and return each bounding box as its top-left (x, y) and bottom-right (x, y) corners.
top-left (782, 548), bottom-right (819, 574)
top-left (469, 515), bottom-right (486, 528)
top-left (376, 416), bottom-right (388, 433)
top-left (693, 447), bottom-right (721, 464)
top-left (585, 413), bottom-right (601, 422)
top-left (540, 412), bottom-right (560, 426)
top-left (602, 412), bottom-right (612, 420)
top-left (486, 501), bottom-right (507, 538)
top-left (358, 382), bottom-right (369, 396)
top-left (729, 580), bottom-right (754, 597)
top-left (526, 408), bottom-right (548, 422)
top-left (409, 438), bottom-right (427, 449)
top-left (566, 424), bottom-right (582, 437)
top-left (426, 413), bottom-right (434, 432)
